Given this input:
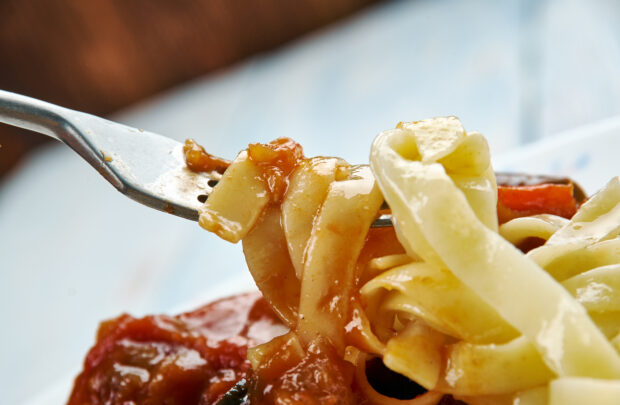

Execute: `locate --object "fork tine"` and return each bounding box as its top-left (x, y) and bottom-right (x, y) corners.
top-left (0, 90), bottom-right (393, 226)
top-left (0, 90), bottom-right (219, 221)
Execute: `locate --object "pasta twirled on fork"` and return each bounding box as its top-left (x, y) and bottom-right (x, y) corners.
top-left (197, 117), bottom-right (620, 404)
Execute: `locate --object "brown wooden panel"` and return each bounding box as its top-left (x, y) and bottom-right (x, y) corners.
top-left (0, 0), bottom-right (380, 178)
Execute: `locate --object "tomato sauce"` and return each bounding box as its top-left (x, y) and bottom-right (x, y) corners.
top-left (248, 340), bottom-right (357, 405)
top-left (67, 292), bottom-right (286, 405)
top-left (183, 139), bottom-right (231, 174)
top-left (247, 138), bottom-right (304, 203)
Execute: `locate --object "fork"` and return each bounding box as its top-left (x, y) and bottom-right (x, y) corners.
top-left (0, 90), bottom-right (396, 227)
top-left (0, 90), bottom-right (221, 221)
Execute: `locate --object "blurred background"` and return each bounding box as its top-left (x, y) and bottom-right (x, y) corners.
top-left (2, 0), bottom-right (620, 404)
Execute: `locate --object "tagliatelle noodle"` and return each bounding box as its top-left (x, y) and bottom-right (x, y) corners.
top-left (362, 262), bottom-right (519, 344)
top-left (561, 264), bottom-right (620, 313)
top-left (369, 118), bottom-right (620, 379)
top-left (199, 151), bottom-right (269, 242)
top-left (381, 320), bottom-right (445, 389)
top-left (498, 215), bottom-right (568, 246)
top-left (242, 204), bottom-right (300, 327)
top-left (246, 331), bottom-right (305, 373)
top-left (548, 377), bottom-right (620, 405)
top-left (536, 238), bottom-right (620, 282)
top-left (297, 165), bottom-right (383, 352)
top-left (612, 333), bottom-right (620, 351)
top-left (588, 311), bottom-right (620, 339)
top-left (527, 177), bottom-right (620, 280)
top-left (434, 131), bottom-right (498, 233)
top-left (281, 157), bottom-right (347, 279)
top-left (196, 121), bottom-right (620, 404)
top-left (456, 386), bottom-right (548, 405)
top-left (436, 336), bottom-right (554, 395)
top-left (363, 262), bottom-right (620, 395)
top-left (345, 299), bottom-right (387, 355)
top-left (355, 229), bottom-right (410, 287)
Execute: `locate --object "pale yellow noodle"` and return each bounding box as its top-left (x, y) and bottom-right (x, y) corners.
top-left (499, 215), bottom-right (568, 246)
top-left (242, 204), bottom-right (300, 327)
top-left (297, 165), bottom-right (383, 352)
top-left (561, 263), bottom-right (620, 313)
top-left (199, 150), bottom-right (269, 242)
top-left (436, 336), bottom-right (554, 396)
top-left (362, 262), bottom-right (518, 344)
top-left (456, 386), bottom-right (548, 405)
top-left (370, 121), bottom-right (620, 379)
top-left (528, 177), bottom-right (620, 280)
top-left (198, 118), bottom-right (620, 404)
top-left (282, 157), bottom-right (346, 278)
top-left (533, 237), bottom-right (620, 282)
top-left (382, 320), bottom-right (445, 389)
top-left (549, 377), bottom-right (620, 405)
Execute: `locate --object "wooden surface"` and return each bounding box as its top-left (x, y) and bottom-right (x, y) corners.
top-left (0, 0), bottom-right (379, 178)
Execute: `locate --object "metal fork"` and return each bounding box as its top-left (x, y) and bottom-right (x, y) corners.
top-left (0, 90), bottom-right (396, 226)
top-left (2, 91), bottom-right (582, 230)
top-left (0, 90), bottom-right (221, 221)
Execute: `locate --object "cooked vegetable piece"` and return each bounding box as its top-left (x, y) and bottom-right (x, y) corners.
top-left (67, 293), bottom-right (285, 405)
top-left (497, 183), bottom-right (578, 223)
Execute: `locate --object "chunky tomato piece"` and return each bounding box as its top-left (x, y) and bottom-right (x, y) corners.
top-left (248, 340), bottom-right (356, 405)
top-left (184, 138), bottom-right (231, 174)
top-left (67, 292), bottom-right (286, 405)
top-left (248, 138), bottom-right (304, 203)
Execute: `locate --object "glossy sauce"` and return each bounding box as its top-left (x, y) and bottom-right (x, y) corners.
top-left (247, 138), bottom-right (304, 202)
top-left (67, 292), bottom-right (286, 405)
top-left (248, 340), bottom-right (357, 405)
top-left (184, 139), bottom-right (231, 174)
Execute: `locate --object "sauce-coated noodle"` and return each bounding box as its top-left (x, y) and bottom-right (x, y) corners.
top-left (197, 118), bottom-right (620, 404)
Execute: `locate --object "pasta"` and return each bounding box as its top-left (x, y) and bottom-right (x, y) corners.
top-left (198, 117), bottom-right (620, 404)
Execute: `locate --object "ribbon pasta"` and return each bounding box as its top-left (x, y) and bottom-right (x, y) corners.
top-left (369, 117), bottom-right (620, 402)
top-left (198, 117), bottom-right (620, 404)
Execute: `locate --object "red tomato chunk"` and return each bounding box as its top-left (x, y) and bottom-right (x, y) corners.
top-left (67, 292), bottom-right (286, 405)
top-left (497, 183), bottom-right (578, 224)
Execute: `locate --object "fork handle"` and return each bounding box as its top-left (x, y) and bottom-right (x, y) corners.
top-left (0, 90), bottom-right (98, 165)
top-left (0, 90), bottom-right (68, 141)
top-left (0, 89), bottom-right (125, 190)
